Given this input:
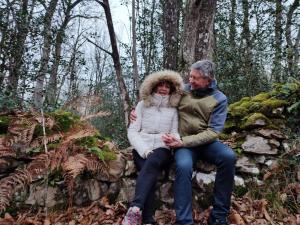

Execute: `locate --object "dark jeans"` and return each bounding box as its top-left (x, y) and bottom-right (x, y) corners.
top-left (132, 147), bottom-right (172, 224)
top-left (174, 141), bottom-right (236, 225)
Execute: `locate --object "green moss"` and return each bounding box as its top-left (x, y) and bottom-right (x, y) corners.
top-left (241, 113), bottom-right (270, 129)
top-left (218, 133), bottom-right (231, 140)
top-left (0, 116), bottom-right (10, 134)
top-left (33, 124), bottom-right (52, 137)
top-left (88, 146), bottom-right (117, 161)
top-left (252, 92), bottom-right (270, 102)
top-left (234, 185), bottom-right (248, 198)
top-left (76, 136), bottom-right (99, 148)
top-left (50, 110), bottom-right (80, 132)
top-left (223, 119), bottom-right (237, 132)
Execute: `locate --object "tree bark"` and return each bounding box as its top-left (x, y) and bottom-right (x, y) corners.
top-left (97, 0), bottom-right (131, 126)
top-left (179, 0), bottom-right (216, 79)
top-left (285, 0), bottom-right (299, 78)
top-left (162, 0), bottom-right (181, 70)
top-left (6, 0), bottom-right (30, 100)
top-left (33, 0), bottom-right (59, 109)
top-left (272, 0), bottom-right (283, 82)
top-left (131, 0), bottom-right (140, 102)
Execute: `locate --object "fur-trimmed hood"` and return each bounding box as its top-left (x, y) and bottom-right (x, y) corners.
top-left (140, 70), bottom-right (183, 107)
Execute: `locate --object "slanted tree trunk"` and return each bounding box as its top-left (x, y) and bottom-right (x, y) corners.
top-left (179, 0), bottom-right (216, 79)
top-left (285, 0), bottom-right (300, 78)
top-left (272, 0), bottom-right (283, 82)
top-left (162, 0), bottom-right (181, 70)
top-left (97, 0), bottom-right (131, 126)
top-left (33, 0), bottom-right (59, 109)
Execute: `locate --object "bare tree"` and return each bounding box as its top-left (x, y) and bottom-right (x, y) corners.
top-left (272, 0), bottom-right (283, 82)
top-left (46, 0), bottom-right (83, 107)
top-left (131, 0), bottom-right (140, 102)
top-left (285, 0), bottom-right (300, 78)
top-left (96, 0), bottom-right (131, 125)
top-left (33, 0), bottom-right (59, 109)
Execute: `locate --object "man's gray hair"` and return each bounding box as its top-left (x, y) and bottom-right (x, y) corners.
top-left (190, 59), bottom-right (216, 79)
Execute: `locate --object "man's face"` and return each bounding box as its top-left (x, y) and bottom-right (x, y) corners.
top-left (189, 69), bottom-right (211, 90)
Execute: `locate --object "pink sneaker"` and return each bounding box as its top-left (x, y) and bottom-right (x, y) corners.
top-left (122, 206), bottom-right (142, 225)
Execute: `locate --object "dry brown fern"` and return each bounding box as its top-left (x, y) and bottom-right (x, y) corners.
top-left (80, 111), bottom-right (111, 121)
top-left (5, 115), bottom-right (38, 148)
top-left (0, 143), bottom-right (70, 213)
top-left (0, 169), bottom-right (32, 212)
top-left (29, 133), bottom-right (63, 148)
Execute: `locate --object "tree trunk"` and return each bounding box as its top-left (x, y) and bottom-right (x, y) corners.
top-left (162, 0), bottom-right (181, 70)
top-left (46, 0), bottom-right (83, 107)
top-left (179, 0), bottom-right (216, 79)
top-left (285, 0), bottom-right (299, 78)
top-left (229, 0), bottom-right (237, 48)
top-left (6, 0), bottom-right (30, 100)
top-left (33, 0), bottom-right (59, 109)
top-left (272, 0), bottom-right (283, 82)
top-left (97, 0), bottom-right (131, 126)
top-left (131, 0), bottom-right (140, 102)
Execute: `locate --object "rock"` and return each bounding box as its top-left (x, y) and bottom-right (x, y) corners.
top-left (195, 172), bottom-right (216, 189)
top-left (102, 153), bottom-right (126, 182)
top-left (116, 178), bottom-right (136, 202)
top-left (196, 160), bottom-right (216, 173)
top-left (124, 160), bottom-right (136, 176)
top-left (268, 139), bottom-right (280, 148)
top-left (25, 186), bottom-right (60, 207)
top-left (86, 179), bottom-right (102, 201)
top-left (159, 182), bottom-right (174, 205)
top-left (256, 129), bottom-right (285, 140)
top-left (282, 141), bottom-right (290, 152)
top-left (242, 135), bottom-right (278, 155)
top-left (234, 176), bottom-right (245, 187)
top-left (265, 160), bottom-right (274, 167)
top-left (236, 156), bottom-right (260, 175)
top-left (255, 155), bottom-right (266, 164)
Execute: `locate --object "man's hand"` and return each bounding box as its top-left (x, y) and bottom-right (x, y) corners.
top-left (130, 109), bottom-right (137, 122)
top-left (162, 134), bottom-right (183, 148)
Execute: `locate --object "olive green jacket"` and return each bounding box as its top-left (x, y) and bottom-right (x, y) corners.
top-left (178, 81), bottom-right (228, 147)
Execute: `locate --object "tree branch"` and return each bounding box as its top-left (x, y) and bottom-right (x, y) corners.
top-left (84, 36), bottom-right (113, 56)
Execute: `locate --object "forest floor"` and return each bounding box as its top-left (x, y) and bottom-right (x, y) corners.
top-left (0, 195), bottom-right (299, 225)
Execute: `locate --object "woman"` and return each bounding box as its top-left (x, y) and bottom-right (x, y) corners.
top-left (122, 70), bottom-right (183, 225)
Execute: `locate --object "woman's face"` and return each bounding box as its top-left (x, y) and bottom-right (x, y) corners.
top-left (155, 82), bottom-right (171, 95)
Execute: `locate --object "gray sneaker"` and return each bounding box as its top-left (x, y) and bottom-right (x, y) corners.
top-left (122, 206), bottom-right (142, 225)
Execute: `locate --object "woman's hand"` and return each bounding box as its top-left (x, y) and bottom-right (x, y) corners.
top-left (162, 134), bottom-right (183, 148)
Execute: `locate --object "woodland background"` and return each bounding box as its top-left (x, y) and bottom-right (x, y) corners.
top-left (0, 0), bottom-right (299, 147)
top-left (0, 0), bottom-right (300, 224)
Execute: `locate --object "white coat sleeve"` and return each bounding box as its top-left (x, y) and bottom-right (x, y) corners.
top-left (170, 110), bottom-right (181, 140)
top-left (127, 101), bottom-right (149, 158)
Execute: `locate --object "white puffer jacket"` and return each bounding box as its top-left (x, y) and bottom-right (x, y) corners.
top-left (127, 70), bottom-right (183, 158)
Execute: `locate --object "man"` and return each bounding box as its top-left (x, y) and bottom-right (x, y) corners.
top-left (162, 59), bottom-right (236, 225)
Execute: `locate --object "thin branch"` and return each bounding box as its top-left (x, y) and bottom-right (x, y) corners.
top-left (70, 15), bottom-right (100, 20)
top-left (85, 36), bottom-right (113, 56)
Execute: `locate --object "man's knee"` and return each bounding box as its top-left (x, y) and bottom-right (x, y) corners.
top-left (221, 148), bottom-right (236, 166)
top-left (175, 150), bottom-right (193, 175)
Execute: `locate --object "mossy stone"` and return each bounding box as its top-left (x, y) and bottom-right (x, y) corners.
top-left (241, 113), bottom-right (270, 129)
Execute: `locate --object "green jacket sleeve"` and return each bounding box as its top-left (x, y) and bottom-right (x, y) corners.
top-left (182, 128), bottom-right (218, 147)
